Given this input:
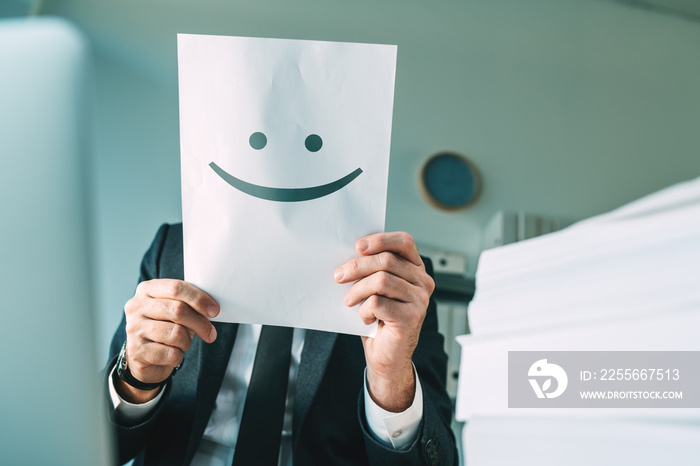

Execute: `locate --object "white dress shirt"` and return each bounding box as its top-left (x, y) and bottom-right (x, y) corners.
top-left (109, 324), bottom-right (423, 465)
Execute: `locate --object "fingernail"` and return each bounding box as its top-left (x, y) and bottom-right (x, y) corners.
top-left (334, 268), bottom-right (344, 282)
top-left (209, 326), bottom-right (217, 342)
top-left (357, 239), bottom-right (368, 253)
top-left (207, 305), bottom-right (218, 317)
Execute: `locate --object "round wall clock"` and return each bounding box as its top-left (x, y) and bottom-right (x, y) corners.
top-left (420, 152), bottom-right (481, 211)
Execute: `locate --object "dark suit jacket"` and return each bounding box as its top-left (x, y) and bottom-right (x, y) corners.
top-left (106, 223), bottom-right (457, 466)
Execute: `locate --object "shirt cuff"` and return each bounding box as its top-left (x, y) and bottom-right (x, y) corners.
top-left (363, 364), bottom-right (423, 451)
top-left (108, 365), bottom-right (165, 424)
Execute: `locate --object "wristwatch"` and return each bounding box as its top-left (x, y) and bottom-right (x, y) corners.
top-left (116, 341), bottom-right (181, 391)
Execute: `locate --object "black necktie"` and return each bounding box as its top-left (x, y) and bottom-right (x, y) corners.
top-left (232, 325), bottom-right (294, 466)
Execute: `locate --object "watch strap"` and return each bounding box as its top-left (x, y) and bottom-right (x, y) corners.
top-left (116, 342), bottom-right (179, 391)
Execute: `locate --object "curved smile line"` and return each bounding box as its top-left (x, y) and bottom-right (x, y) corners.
top-left (209, 162), bottom-right (363, 202)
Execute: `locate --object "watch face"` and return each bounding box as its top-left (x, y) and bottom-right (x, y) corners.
top-left (421, 152), bottom-right (480, 210)
top-left (118, 344), bottom-right (128, 371)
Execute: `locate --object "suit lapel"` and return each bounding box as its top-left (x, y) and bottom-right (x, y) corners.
top-left (183, 321), bottom-right (238, 465)
top-left (293, 329), bottom-right (338, 438)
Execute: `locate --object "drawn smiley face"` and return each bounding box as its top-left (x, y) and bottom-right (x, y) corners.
top-left (209, 132), bottom-right (363, 202)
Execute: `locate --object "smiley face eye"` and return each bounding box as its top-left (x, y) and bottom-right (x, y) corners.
top-left (249, 132), bottom-right (267, 150)
top-left (305, 134), bottom-right (323, 152)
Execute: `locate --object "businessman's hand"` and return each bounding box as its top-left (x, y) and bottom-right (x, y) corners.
top-left (335, 232), bottom-right (434, 412)
top-left (117, 279), bottom-right (219, 403)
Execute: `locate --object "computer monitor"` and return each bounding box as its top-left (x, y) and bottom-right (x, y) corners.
top-left (0, 17), bottom-right (112, 465)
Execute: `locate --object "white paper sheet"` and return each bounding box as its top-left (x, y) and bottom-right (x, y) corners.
top-left (178, 34), bottom-right (397, 336)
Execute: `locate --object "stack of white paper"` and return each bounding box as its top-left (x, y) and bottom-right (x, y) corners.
top-left (464, 417), bottom-right (700, 466)
top-left (469, 176), bottom-right (700, 336)
top-left (456, 176), bottom-right (700, 465)
top-left (456, 310), bottom-right (700, 420)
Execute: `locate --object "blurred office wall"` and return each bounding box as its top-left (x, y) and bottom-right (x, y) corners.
top-left (36, 0), bottom-right (700, 361)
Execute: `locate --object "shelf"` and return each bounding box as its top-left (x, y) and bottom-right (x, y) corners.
top-left (433, 273), bottom-right (475, 302)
